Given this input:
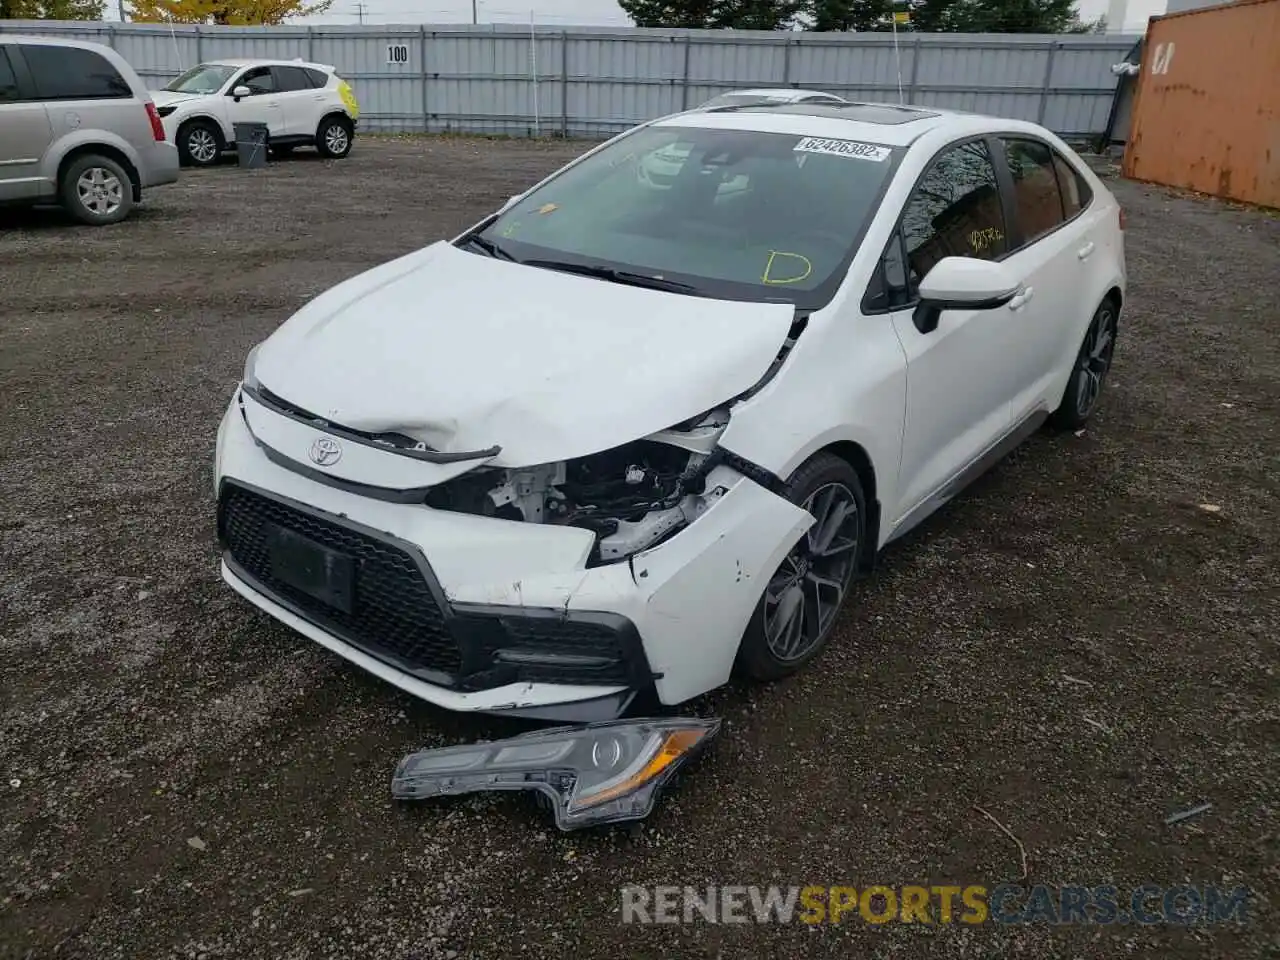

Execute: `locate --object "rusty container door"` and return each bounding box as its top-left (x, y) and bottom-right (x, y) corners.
top-left (1123, 0), bottom-right (1280, 208)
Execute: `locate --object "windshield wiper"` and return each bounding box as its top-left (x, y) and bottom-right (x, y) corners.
top-left (459, 233), bottom-right (516, 262)
top-left (521, 259), bottom-right (700, 295)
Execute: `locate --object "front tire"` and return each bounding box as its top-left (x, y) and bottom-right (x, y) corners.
top-left (736, 453), bottom-right (866, 682)
top-left (316, 115), bottom-right (354, 159)
top-left (178, 119), bottom-right (223, 168)
top-left (1051, 298), bottom-right (1118, 430)
top-left (60, 154), bottom-right (134, 226)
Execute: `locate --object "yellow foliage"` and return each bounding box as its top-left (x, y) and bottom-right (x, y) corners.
top-left (129, 0), bottom-right (332, 25)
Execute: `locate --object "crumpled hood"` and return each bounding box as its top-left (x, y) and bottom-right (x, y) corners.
top-left (253, 242), bottom-right (795, 466)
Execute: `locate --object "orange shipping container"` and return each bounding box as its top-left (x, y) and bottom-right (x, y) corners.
top-left (1123, 0), bottom-right (1280, 209)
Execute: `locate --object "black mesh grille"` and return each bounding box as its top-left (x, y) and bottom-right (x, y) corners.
top-left (219, 483), bottom-right (462, 677)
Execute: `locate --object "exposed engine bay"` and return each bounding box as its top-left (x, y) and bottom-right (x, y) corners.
top-left (424, 408), bottom-right (733, 563)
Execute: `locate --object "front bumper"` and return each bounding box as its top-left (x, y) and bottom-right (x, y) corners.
top-left (214, 392), bottom-right (811, 718)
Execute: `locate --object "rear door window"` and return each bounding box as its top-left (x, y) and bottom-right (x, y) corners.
top-left (1052, 153), bottom-right (1093, 218)
top-left (20, 44), bottom-right (132, 100)
top-left (1001, 137), bottom-right (1067, 246)
top-left (0, 49), bottom-right (21, 102)
top-left (271, 66), bottom-right (314, 92)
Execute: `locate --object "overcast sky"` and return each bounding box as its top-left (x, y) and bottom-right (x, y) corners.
top-left (295, 0), bottom-right (1163, 31)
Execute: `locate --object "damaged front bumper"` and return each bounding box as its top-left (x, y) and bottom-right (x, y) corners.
top-left (215, 397), bottom-right (812, 720)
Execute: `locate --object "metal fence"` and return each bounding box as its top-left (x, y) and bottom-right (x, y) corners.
top-left (0, 20), bottom-right (1139, 139)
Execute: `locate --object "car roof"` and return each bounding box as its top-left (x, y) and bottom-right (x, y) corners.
top-left (201, 57), bottom-right (334, 71)
top-left (0, 34), bottom-right (116, 51)
top-left (657, 99), bottom-right (1001, 148)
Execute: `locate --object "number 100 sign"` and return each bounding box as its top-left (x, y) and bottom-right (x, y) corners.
top-left (386, 44), bottom-right (409, 65)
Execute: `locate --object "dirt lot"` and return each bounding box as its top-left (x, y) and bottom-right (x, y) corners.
top-left (1, 137), bottom-right (1277, 959)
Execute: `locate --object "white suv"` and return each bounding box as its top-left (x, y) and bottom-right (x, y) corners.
top-left (151, 58), bottom-right (359, 166)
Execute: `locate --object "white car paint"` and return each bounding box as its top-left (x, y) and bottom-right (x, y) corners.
top-left (151, 57), bottom-right (357, 163)
top-left (215, 102), bottom-right (1125, 721)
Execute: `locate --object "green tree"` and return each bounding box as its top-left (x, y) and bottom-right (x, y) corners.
top-left (130, 0), bottom-right (330, 23)
top-left (810, 0), bottom-right (890, 30)
top-left (0, 0), bottom-right (104, 17)
top-left (619, 0), bottom-right (803, 29)
top-left (807, 0), bottom-right (1101, 32)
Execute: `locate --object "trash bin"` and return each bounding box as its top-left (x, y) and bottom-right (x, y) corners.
top-left (233, 122), bottom-right (269, 169)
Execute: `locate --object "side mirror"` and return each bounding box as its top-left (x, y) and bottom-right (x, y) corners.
top-left (231, 85), bottom-right (251, 101)
top-left (913, 257), bottom-right (1022, 334)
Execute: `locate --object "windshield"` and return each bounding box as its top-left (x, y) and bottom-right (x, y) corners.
top-left (165, 64), bottom-right (237, 95)
top-left (472, 125), bottom-right (899, 307)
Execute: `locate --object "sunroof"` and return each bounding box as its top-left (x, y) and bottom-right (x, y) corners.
top-left (740, 102), bottom-right (942, 125)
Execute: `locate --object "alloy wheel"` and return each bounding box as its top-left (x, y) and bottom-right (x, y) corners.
top-left (187, 128), bottom-right (218, 164)
top-left (325, 124), bottom-right (350, 155)
top-left (1076, 305), bottom-right (1116, 417)
top-left (763, 482), bottom-right (860, 662)
top-left (76, 166), bottom-right (124, 218)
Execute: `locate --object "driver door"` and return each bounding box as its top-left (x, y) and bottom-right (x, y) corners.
top-left (880, 138), bottom-right (1024, 528)
top-left (225, 65), bottom-right (286, 138)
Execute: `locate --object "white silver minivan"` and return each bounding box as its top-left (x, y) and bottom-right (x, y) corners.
top-left (0, 35), bottom-right (179, 225)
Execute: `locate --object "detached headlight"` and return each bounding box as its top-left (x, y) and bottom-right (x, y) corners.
top-left (391, 717), bottom-right (721, 831)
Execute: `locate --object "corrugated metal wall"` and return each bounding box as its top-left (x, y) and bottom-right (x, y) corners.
top-left (0, 20), bottom-right (1139, 139)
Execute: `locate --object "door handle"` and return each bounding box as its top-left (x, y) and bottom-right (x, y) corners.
top-left (1077, 241), bottom-right (1096, 260)
top-left (1007, 285), bottom-right (1034, 311)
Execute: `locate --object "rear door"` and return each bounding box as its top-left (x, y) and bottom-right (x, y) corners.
top-left (0, 46), bottom-right (53, 201)
top-left (992, 136), bottom-right (1099, 417)
top-left (270, 65), bottom-right (323, 138)
top-left (225, 65), bottom-right (286, 137)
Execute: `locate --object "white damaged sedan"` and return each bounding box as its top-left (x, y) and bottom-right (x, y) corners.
top-left (215, 101), bottom-right (1125, 721)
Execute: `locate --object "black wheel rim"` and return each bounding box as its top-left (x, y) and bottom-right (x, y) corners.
top-left (1075, 306), bottom-right (1116, 417)
top-left (763, 482), bottom-right (860, 663)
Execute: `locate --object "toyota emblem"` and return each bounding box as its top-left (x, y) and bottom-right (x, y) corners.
top-left (309, 437), bottom-right (342, 467)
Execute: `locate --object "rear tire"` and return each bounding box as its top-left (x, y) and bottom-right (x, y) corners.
top-left (60, 154), bottom-right (134, 226)
top-left (316, 115), bottom-right (353, 159)
top-left (178, 119), bottom-right (223, 168)
top-left (736, 453), bottom-right (866, 682)
top-left (1050, 298), bottom-right (1119, 430)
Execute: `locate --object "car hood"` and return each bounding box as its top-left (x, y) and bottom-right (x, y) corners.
top-left (253, 242), bottom-right (795, 467)
top-left (150, 90), bottom-right (207, 107)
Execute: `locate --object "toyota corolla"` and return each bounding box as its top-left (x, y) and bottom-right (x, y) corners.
top-left (214, 100), bottom-right (1125, 721)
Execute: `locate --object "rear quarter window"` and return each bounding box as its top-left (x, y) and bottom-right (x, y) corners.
top-left (304, 68), bottom-right (329, 88)
top-left (21, 45), bottom-right (132, 101)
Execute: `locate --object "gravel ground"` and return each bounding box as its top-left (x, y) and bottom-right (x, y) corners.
top-left (1, 137), bottom-right (1276, 960)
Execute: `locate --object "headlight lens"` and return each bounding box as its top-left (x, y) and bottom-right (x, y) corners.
top-left (242, 342), bottom-right (263, 389)
top-left (391, 717), bottom-right (720, 830)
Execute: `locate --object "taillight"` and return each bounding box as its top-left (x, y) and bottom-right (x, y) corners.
top-left (1118, 207), bottom-right (1126, 231)
top-left (145, 101), bottom-right (166, 142)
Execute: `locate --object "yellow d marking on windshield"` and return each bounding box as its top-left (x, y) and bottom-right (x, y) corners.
top-left (500, 220), bottom-right (521, 237)
top-left (762, 251), bottom-right (813, 285)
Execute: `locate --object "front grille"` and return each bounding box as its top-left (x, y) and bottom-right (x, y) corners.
top-left (219, 483), bottom-right (462, 677)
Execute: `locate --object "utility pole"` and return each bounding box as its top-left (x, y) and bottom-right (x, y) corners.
top-left (354, 1), bottom-right (366, 22)
top-left (117, 0), bottom-right (127, 21)
top-left (472, 0), bottom-right (478, 23)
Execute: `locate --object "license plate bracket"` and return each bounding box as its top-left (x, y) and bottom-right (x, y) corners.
top-left (265, 524), bottom-right (356, 615)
